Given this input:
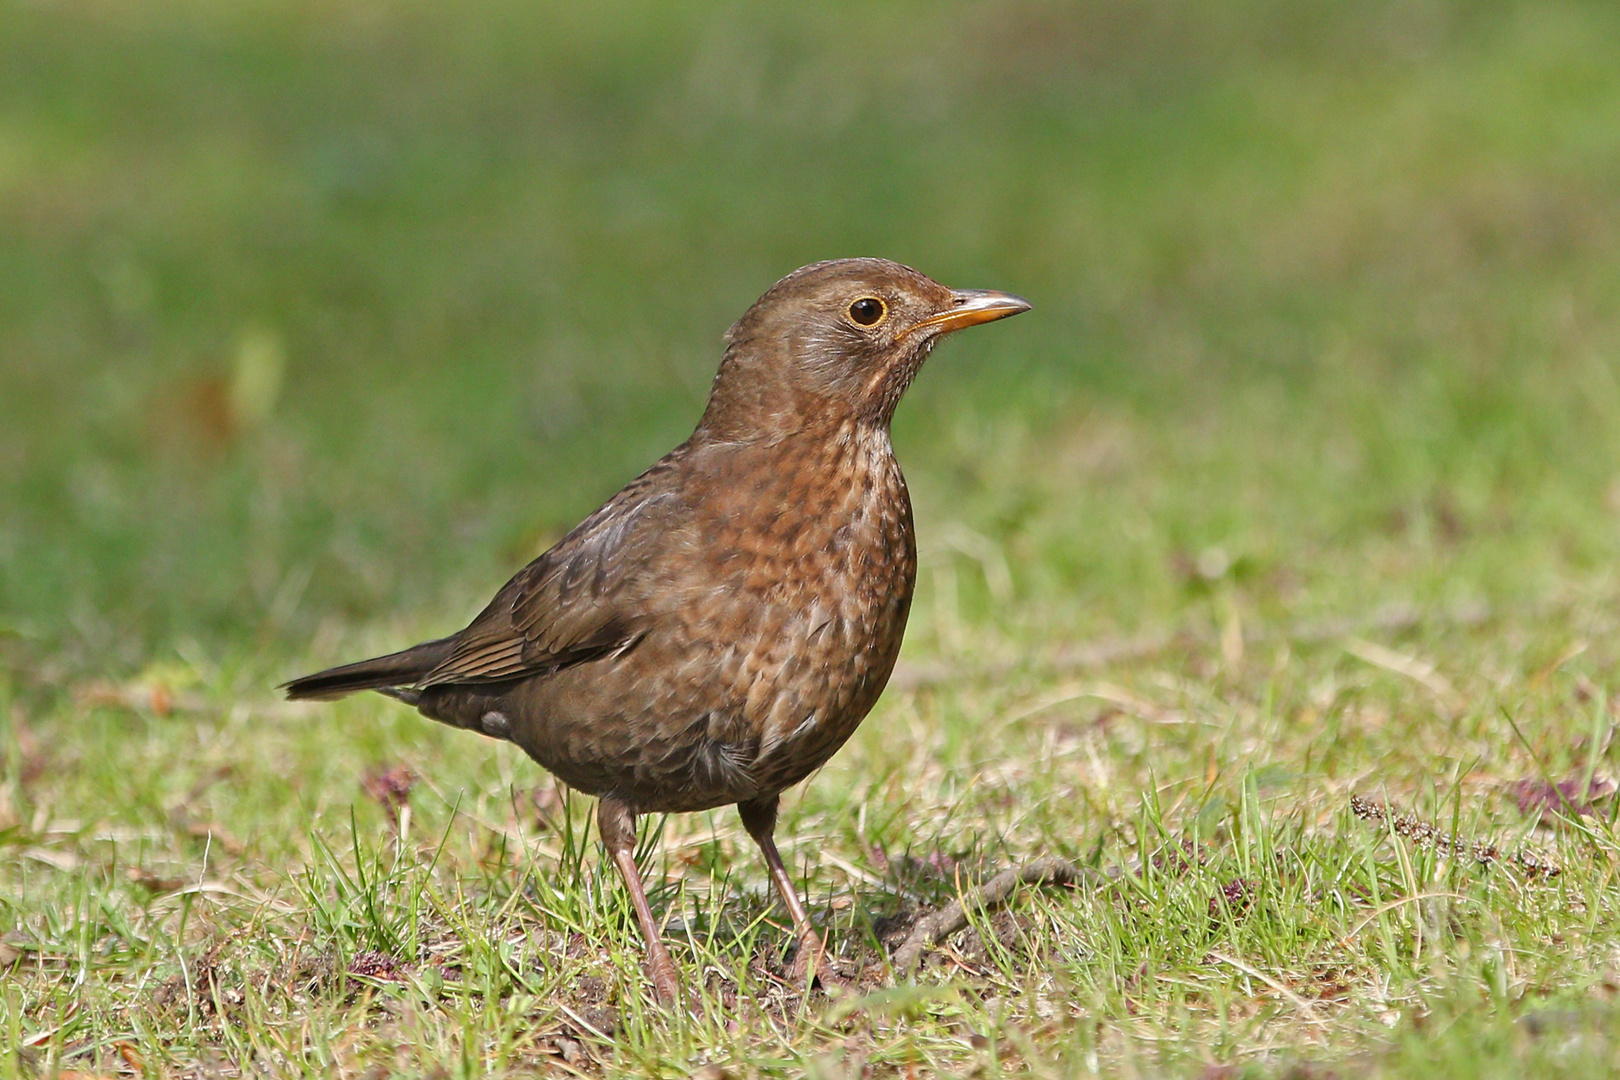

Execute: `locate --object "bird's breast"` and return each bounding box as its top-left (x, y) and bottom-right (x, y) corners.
top-left (680, 426), bottom-right (916, 778)
top-left (703, 426), bottom-right (915, 629)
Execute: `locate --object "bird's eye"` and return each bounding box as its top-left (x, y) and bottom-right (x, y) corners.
top-left (848, 297), bottom-right (886, 327)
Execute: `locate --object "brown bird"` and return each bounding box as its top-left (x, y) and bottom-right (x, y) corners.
top-left (284, 258), bottom-right (1029, 1004)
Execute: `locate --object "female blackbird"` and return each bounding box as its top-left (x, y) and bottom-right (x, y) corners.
top-left (285, 258), bottom-right (1029, 1004)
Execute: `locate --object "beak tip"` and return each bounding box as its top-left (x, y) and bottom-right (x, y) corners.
top-left (921, 288), bottom-right (1032, 333)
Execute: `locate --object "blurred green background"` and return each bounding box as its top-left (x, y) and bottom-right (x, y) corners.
top-left (2, 0), bottom-right (1618, 680)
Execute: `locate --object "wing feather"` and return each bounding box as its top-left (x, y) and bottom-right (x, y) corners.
top-left (417, 451), bottom-right (690, 688)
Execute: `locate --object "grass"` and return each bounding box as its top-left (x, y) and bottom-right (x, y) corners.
top-left (3, 0), bottom-right (1620, 1075)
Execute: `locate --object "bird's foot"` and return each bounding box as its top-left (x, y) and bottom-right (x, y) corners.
top-left (645, 949), bottom-right (685, 1009)
top-left (788, 933), bottom-right (850, 996)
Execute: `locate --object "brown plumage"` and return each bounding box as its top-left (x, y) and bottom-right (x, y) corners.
top-left (284, 258), bottom-right (1029, 1004)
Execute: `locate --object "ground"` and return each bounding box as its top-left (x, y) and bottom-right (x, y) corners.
top-left (3, 1), bottom-right (1620, 1076)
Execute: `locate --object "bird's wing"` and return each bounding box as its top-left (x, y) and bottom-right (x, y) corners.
top-left (417, 455), bottom-right (690, 687)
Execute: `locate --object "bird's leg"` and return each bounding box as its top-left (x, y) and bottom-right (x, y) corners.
top-left (598, 797), bottom-right (682, 1006)
top-left (738, 796), bottom-right (842, 990)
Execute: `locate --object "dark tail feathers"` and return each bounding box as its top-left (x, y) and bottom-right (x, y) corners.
top-left (282, 637), bottom-right (456, 702)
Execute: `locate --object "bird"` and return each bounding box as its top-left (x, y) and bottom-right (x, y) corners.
top-left (283, 258), bottom-right (1030, 1004)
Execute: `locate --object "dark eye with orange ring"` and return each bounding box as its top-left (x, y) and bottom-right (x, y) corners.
top-left (848, 297), bottom-right (886, 327)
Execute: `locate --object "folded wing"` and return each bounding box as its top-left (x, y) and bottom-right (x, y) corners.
top-left (418, 456), bottom-right (689, 688)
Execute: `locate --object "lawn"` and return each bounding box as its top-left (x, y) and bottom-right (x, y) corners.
top-left (3, 1), bottom-right (1620, 1076)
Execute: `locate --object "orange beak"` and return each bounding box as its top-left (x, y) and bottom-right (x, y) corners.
top-left (908, 289), bottom-right (1032, 336)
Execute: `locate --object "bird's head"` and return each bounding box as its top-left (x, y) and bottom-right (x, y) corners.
top-left (697, 258), bottom-right (1030, 440)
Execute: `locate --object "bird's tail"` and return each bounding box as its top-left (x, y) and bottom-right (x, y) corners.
top-left (282, 637), bottom-right (456, 702)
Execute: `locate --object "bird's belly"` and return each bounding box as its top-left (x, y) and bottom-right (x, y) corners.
top-left (507, 561), bottom-right (912, 813)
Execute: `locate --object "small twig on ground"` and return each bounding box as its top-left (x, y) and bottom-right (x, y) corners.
top-left (1350, 795), bottom-right (1559, 877)
top-left (892, 856), bottom-right (1085, 975)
